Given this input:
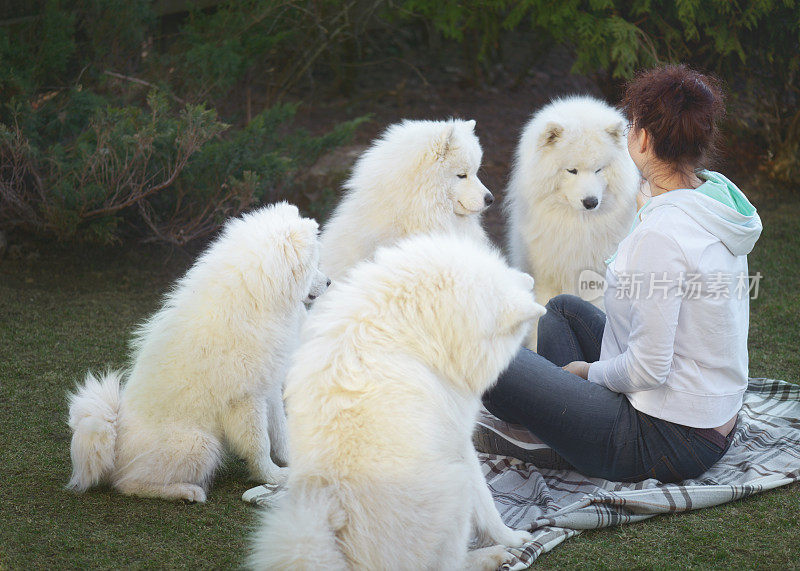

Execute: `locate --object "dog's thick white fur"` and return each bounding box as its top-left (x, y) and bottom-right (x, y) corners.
top-left (505, 96), bottom-right (638, 348)
top-left (67, 202), bottom-right (329, 502)
top-left (319, 119), bottom-right (493, 281)
top-left (249, 234), bottom-right (545, 570)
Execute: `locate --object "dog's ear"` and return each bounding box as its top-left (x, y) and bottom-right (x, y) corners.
top-left (606, 120), bottom-right (626, 144)
top-left (282, 218), bottom-right (318, 268)
top-left (431, 123), bottom-right (456, 160)
top-left (538, 122), bottom-right (563, 148)
top-left (497, 298), bottom-right (546, 334)
top-left (464, 119), bottom-right (476, 131)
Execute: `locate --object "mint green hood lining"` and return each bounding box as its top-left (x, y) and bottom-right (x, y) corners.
top-left (694, 170), bottom-right (756, 217)
top-left (605, 170), bottom-right (761, 264)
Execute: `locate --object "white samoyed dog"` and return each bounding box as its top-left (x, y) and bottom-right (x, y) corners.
top-left (66, 202), bottom-right (329, 502)
top-left (249, 233), bottom-right (546, 570)
top-left (319, 118), bottom-right (493, 281)
top-left (505, 96), bottom-right (639, 349)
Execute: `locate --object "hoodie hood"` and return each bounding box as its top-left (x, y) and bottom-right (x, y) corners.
top-left (640, 170), bottom-right (762, 256)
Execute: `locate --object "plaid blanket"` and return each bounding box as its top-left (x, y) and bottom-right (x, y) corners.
top-left (242, 378), bottom-right (800, 569)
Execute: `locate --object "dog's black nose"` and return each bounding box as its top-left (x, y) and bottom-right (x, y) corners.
top-left (484, 193), bottom-right (494, 206)
top-left (326, 279), bottom-right (331, 287)
top-left (582, 197), bottom-right (598, 209)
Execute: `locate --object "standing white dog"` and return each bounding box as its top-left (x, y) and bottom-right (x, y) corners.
top-left (66, 202), bottom-right (329, 502)
top-left (505, 95), bottom-right (638, 347)
top-left (319, 118), bottom-right (493, 281)
top-left (249, 234), bottom-right (545, 570)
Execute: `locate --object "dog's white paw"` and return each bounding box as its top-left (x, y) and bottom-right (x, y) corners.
top-left (117, 480), bottom-right (208, 503)
top-left (254, 465), bottom-right (289, 486)
top-left (493, 527), bottom-right (533, 548)
top-left (178, 484), bottom-right (207, 503)
top-left (466, 545), bottom-right (514, 571)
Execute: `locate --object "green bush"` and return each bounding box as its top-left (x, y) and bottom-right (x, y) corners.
top-left (2, 91), bottom-right (224, 243)
top-left (163, 0), bottom-right (393, 106)
top-left (1, 90), bottom-right (363, 244)
top-left (0, 1), bottom-right (366, 245)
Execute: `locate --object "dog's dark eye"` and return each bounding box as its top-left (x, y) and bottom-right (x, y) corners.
top-left (457, 173), bottom-right (467, 179)
top-left (566, 168), bottom-right (578, 175)
top-left (595, 168), bottom-right (602, 173)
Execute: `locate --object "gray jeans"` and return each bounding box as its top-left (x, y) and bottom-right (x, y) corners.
top-left (483, 294), bottom-right (734, 483)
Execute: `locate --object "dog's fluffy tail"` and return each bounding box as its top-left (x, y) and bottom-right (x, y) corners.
top-left (249, 484), bottom-right (348, 570)
top-left (66, 370), bottom-right (123, 492)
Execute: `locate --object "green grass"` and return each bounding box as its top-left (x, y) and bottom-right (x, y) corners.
top-left (0, 245), bottom-right (257, 568)
top-left (1, 179), bottom-right (798, 569)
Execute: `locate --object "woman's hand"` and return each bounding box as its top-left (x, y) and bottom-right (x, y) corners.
top-left (563, 360), bottom-right (590, 380)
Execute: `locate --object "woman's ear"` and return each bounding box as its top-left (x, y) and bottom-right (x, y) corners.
top-left (638, 128), bottom-right (650, 155)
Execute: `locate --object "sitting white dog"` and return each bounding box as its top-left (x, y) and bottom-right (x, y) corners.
top-left (319, 118), bottom-right (493, 281)
top-left (66, 202), bottom-right (328, 502)
top-left (249, 234), bottom-right (545, 570)
top-left (505, 96), bottom-right (639, 349)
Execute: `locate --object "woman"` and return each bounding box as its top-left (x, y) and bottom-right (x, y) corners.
top-left (483, 65), bottom-right (763, 483)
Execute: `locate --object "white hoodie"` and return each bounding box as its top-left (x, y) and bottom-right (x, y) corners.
top-left (587, 171), bottom-right (763, 428)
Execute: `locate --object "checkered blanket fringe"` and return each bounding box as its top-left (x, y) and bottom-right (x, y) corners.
top-left (242, 378), bottom-right (800, 570)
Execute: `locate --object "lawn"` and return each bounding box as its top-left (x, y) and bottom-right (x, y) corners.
top-left (1, 175), bottom-right (798, 569)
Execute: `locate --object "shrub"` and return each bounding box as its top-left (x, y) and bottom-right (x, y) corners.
top-left (1, 90), bottom-right (364, 245)
top-left (2, 91), bottom-right (226, 243)
top-left (163, 0), bottom-right (393, 107)
top-left (0, 1), bottom-right (367, 245)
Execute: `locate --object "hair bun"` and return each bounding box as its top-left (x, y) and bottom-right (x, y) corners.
top-left (621, 64), bottom-right (725, 166)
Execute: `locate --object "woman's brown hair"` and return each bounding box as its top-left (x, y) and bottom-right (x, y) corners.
top-left (621, 64), bottom-right (725, 168)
